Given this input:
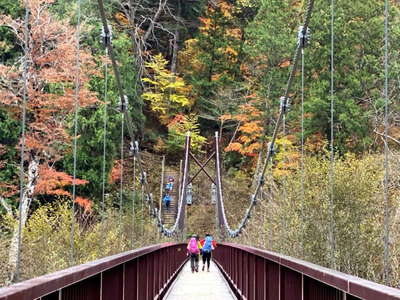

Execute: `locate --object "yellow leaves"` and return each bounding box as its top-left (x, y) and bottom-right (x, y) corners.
top-left (224, 46), bottom-right (238, 57)
top-left (272, 137), bottom-right (300, 179)
top-left (142, 78), bottom-right (159, 86)
top-left (167, 114), bottom-right (207, 153)
top-left (178, 39), bottom-right (207, 75)
top-left (142, 54), bottom-right (192, 124)
top-left (219, 1), bottom-right (233, 18)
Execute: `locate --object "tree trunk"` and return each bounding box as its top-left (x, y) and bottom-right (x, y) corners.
top-left (171, 0), bottom-right (181, 74)
top-left (171, 28), bottom-right (179, 73)
top-left (8, 157), bottom-right (39, 281)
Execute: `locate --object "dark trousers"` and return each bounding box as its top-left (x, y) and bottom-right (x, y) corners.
top-left (190, 254), bottom-right (199, 271)
top-left (202, 251), bottom-right (211, 269)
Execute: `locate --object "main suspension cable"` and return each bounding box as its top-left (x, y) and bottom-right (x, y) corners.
top-left (216, 0), bottom-right (315, 238)
top-left (96, 0), bottom-right (189, 237)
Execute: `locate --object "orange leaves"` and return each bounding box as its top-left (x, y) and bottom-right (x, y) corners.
top-left (211, 74), bottom-right (222, 81)
top-left (219, 114), bottom-right (232, 122)
top-left (239, 120), bottom-right (263, 135)
top-left (35, 165), bottom-right (91, 211)
top-left (222, 98), bottom-right (264, 157)
top-left (115, 12), bottom-right (129, 26)
top-left (109, 160), bottom-right (122, 184)
top-left (225, 142), bottom-right (242, 152)
top-left (224, 46), bottom-right (239, 62)
top-left (199, 17), bottom-right (213, 33)
top-left (278, 59), bottom-right (291, 68)
top-left (35, 166), bottom-right (88, 196)
top-left (226, 28), bottom-right (242, 40)
top-left (75, 197), bottom-right (92, 212)
top-left (219, 1), bottom-right (233, 18)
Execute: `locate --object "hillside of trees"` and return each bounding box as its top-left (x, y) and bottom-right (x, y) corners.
top-left (1, 0), bottom-right (400, 288)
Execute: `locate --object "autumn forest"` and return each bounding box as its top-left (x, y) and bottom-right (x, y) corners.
top-left (1, 0), bottom-right (400, 290)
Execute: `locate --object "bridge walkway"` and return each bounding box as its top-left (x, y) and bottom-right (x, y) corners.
top-left (165, 261), bottom-right (236, 300)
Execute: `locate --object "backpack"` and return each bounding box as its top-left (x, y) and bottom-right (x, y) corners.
top-left (202, 236), bottom-right (213, 253)
top-left (163, 194), bottom-right (170, 203)
top-left (188, 238), bottom-right (199, 254)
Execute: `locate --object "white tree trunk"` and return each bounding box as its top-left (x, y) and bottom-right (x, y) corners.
top-left (8, 157), bottom-right (38, 280)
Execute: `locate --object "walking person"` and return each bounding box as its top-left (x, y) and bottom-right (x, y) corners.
top-left (163, 193), bottom-right (171, 211)
top-left (165, 177), bottom-right (174, 193)
top-left (187, 235), bottom-right (200, 273)
top-left (200, 233), bottom-right (216, 272)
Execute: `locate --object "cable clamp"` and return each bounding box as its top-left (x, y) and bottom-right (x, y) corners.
top-left (268, 142), bottom-right (276, 156)
top-left (119, 95), bottom-right (128, 113)
top-left (130, 141), bottom-right (139, 155)
top-left (140, 172), bottom-right (147, 185)
top-left (297, 25), bottom-right (311, 48)
top-left (259, 175), bottom-right (265, 186)
top-left (280, 96), bottom-right (291, 113)
top-left (101, 25), bottom-right (112, 47)
top-left (251, 194), bottom-right (257, 205)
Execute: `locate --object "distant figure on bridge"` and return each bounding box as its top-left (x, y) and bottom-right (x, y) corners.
top-left (165, 177), bottom-right (174, 193)
top-left (200, 233), bottom-right (216, 272)
top-left (163, 193), bottom-right (171, 210)
top-left (187, 235), bottom-right (200, 273)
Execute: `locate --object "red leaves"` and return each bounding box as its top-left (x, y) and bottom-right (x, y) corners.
top-left (75, 197), bottom-right (92, 213)
top-left (0, 0), bottom-right (99, 159)
top-left (35, 166), bottom-right (91, 211)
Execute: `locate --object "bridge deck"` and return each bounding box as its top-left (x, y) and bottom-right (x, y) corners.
top-left (165, 260), bottom-right (236, 300)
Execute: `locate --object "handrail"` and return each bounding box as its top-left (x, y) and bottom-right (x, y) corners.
top-left (213, 243), bottom-right (400, 300)
top-left (0, 242), bottom-right (187, 300)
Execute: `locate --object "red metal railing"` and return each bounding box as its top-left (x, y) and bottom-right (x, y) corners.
top-left (213, 243), bottom-right (400, 300)
top-left (0, 242), bottom-right (187, 300)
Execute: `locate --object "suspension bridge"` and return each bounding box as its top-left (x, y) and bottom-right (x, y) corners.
top-left (1, 0), bottom-right (400, 298)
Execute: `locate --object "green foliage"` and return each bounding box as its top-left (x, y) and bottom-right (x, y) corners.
top-left (142, 54), bottom-right (191, 124)
top-left (237, 154), bottom-right (400, 286)
top-left (245, 0), bottom-right (400, 153)
top-left (0, 0), bottom-right (24, 63)
top-left (61, 29), bottom-right (144, 203)
top-left (179, 1), bottom-right (254, 123)
top-left (0, 109), bottom-right (20, 209)
top-left (165, 114), bottom-right (207, 155)
top-left (0, 201), bottom-right (163, 285)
